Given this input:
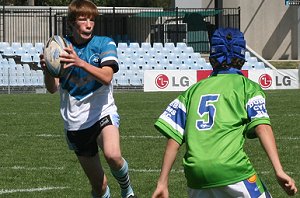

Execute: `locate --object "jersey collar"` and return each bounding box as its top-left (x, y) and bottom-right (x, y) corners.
top-left (210, 67), bottom-right (244, 76)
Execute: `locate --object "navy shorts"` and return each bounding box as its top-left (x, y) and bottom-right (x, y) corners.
top-left (65, 115), bottom-right (115, 157)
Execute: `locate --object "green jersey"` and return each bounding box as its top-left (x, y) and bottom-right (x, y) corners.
top-left (155, 70), bottom-right (271, 189)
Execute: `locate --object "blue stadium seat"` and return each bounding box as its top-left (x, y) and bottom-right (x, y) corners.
top-left (141, 42), bottom-right (151, 51)
top-left (21, 53), bottom-right (33, 64)
top-left (176, 42), bottom-right (187, 49)
top-left (22, 42), bottom-right (33, 51)
top-left (11, 42), bottom-right (22, 51)
top-left (129, 42), bottom-right (140, 49)
top-left (117, 43), bottom-right (128, 50)
top-left (3, 47), bottom-right (15, 57)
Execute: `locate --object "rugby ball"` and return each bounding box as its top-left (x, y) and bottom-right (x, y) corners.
top-left (43, 35), bottom-right (68, 77)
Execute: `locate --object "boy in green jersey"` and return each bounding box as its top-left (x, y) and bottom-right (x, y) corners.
top-left (152, 28), bottom-right (297, 198)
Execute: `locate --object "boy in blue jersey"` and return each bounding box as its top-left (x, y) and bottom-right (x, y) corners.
top-left (152, 28), bottom-right (297, 198)
top-left (40, 1), bottom-right (136, 198)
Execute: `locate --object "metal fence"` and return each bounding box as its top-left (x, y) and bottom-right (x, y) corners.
top-left (0, 6), bottom-right (240, 53)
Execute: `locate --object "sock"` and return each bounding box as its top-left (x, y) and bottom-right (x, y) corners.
top-left (110, 158), bottom-right (134, 198)
top-left (91, 186), bottom-right (110, 198)
top-left (101, 186), bottom-right (110, 198)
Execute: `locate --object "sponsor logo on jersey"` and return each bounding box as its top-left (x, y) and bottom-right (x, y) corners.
top-left (247, 95), bottom-right (269, 119)
top-left (89, 54), bottom-right (100, 65)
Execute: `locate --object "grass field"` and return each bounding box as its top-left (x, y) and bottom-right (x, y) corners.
top-left (0, 90), bottom-right (299, 198)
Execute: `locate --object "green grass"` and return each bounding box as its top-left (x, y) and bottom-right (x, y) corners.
top-left (269, 61), bottom-right (300, 69)
top-left (0, 90), bottom-right (299, 198)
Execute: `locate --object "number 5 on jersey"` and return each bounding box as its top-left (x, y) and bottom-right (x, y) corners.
top-left (196, 94), bottom-right (220, 131)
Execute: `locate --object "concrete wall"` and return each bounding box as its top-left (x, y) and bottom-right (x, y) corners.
top-left (174, 0), bottom-right (299, 60)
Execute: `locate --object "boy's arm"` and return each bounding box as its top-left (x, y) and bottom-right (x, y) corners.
top-left (255, 124), bottom-right (297, 196)
top-left (40, 54), bottom-right (59, 94)
top-left (152, 138), bottom-right (181, 198)
top-left (61, 44), bottom-right (114, 85)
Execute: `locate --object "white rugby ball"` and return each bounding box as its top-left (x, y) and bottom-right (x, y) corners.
top-left (43, 35), bottom-right (68, 77)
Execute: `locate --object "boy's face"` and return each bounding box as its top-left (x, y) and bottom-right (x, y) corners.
top-left (72, 15), bottom-right (95, 44)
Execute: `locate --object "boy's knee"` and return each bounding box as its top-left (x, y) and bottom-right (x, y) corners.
top-left (104, 152), bottom-right (123, 169)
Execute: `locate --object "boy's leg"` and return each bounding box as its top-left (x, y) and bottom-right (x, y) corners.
top-left (92, 186), bottom-right (110, 198)
top-left (98, 125), bottom-right (135, 198)
top-left (77, 153), bottom-right (108, 196)
top-left (65, 122), bottom-right (108, 197)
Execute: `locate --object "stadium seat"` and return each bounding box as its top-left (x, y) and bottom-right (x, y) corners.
top-left (176, 42), bottom-right (187, 49)
top-left (254, 62), bottom-right (265, 69)
top-left (14, 47), bottom-right (26, 57)
top-left (129, 73), bottom-right (142, 86)
top-left (148, 48), bottom-right (157, 58)
top-left (17, 76), bottom-right (25, 86)
top-left (153, 43), bottom-right (163, 53)
top-left (11, 42), bottom-right (22, 50)
top-left (32, 53), bottom-right (40, 64)
top-left (0, 42), bottom-right (10, 50)
top-left (141, 42), bottom-right (151, 51)
top-left (36, 70), bottom-right (44, 86)
top-left (185, 46), bottom-right (194, 54)
top-left (190, 63), bottom-right (201, 70)
top-left (164, 42), bottom-right (175, 53)
top-left (24, 75), bottom-right (32, 86)
top-left (242, 62), bottom-right (252, 70)
top-left (27, 47), bottom-right (39, 55)
top-left (129, 42), bottom-right (140, 49)
top-left (173, 47), bottom-right (183, 55)
top-left (117, 42), bottom-right (128, 50)
top-left (16, 64), bottom-right (25, 76)
top-left (117, 75), bottom-right (130, 86)
top-left (190, 52), bottom-right (201, 60)
top-left (166, 63), bottom-right (177, 70)
top-left (135, 48), bottom-right (145, 56)
top-left (22, 42), bottom-right (34, 51)
top-left (23, 64), bottom-right (31, 74)
top-left (8, 58), bottom-right (16, 66)
top-left (153, 64), bottom-right (164, 70)
top-left (142, 63), bottom-right (152, 70)
top-left (2, 47), bottom-right (15, 58)
top-left (124, 48), bottom-right (132, 57)
top-left (21, 53), bottom-right (33, 64)
top-left (179, 63), bottom-right (189, 70)
top-left (35, 42), bottom-right (44, 52)
top-left (245, 51), bottom-right (251, 61)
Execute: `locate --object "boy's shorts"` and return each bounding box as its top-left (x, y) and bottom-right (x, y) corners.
top-left (188, 174), bottom-right (272, 198)
top-left (65, 114), bottom-right (120, 157)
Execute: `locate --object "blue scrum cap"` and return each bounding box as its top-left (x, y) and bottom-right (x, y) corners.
top-left (209, 28), bottom-right (246, 65)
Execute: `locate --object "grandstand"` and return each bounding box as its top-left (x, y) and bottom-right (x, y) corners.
top-left (0, 40), bottom-right (268, 93)
top-left (0, 41), bottom-right (45, 93)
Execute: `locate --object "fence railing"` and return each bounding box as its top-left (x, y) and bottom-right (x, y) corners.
top-left (0, 6), bottom-right (240, 53)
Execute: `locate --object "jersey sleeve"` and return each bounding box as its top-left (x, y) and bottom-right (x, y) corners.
top-left (100, 37), bottom-right (119, 73)
top-left (244, 82), bottom-right (271, 138)
top-left (154, 96), bottom-right (187, 145)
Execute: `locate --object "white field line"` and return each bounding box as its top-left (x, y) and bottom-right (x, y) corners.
top-left (0, 133), bottom-right (299, 140)
top-left (0, 186), bottom-right (68, 195)
top-left (1, 165), bottom-right (295, 176)
top-left (0, 166), bottom-right (64, 171)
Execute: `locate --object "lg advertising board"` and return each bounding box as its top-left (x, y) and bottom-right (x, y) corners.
top-left (144, 69), bottom-right (299, 92)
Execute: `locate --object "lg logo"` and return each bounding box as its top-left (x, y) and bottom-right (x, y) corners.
top-left (155, 74), bottom-right (190, 89)
top-left (155, 74), bottom-right (169, 89)
top-left (259, 74), bottom-right (272, 88)
top-left (259, 73), bottom-right (292, 88)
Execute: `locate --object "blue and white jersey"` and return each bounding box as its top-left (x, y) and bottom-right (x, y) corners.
top-left (59, 36), bottom-right (119, 130)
